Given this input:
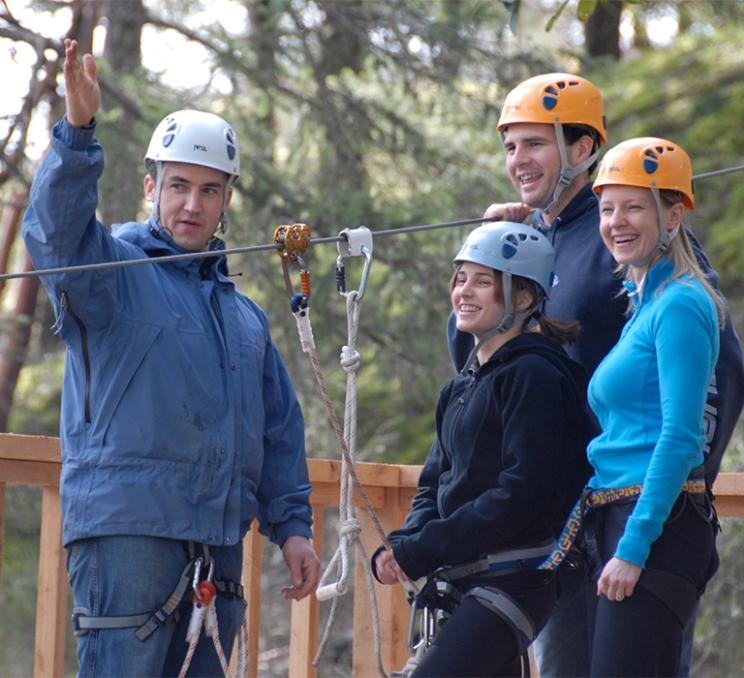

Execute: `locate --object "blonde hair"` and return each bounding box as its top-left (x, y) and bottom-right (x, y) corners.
top-left (618, 190), bottom-right (726, 327)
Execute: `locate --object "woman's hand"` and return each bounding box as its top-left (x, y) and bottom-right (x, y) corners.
top-left (374, 548), bottom-right (408, 586)
top-left (597, 556), bottom-right (642, 602)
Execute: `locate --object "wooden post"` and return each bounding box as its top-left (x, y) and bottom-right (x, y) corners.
top-left (240, 523), bottom-right (264, 678)
top-left (287, 501), bottom-right (323, 678)
top-left (0, 481), bottom-right (5, 588)
top-left (33, 485), bottom-right (67, 678)
top-left (352, 470), bottom-right (412, 677)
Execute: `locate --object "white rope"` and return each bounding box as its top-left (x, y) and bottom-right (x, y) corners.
top-left (298, 291), bottom-right (387, 677)
top-left (177, 594), bottom-right (237, 678)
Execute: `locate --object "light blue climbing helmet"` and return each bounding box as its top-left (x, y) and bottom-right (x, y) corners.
top-left (454, 221), bottom-right (556, 371)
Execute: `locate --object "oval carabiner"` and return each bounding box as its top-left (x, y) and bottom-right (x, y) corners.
top-left (336, 226), bottom-right (373, 300)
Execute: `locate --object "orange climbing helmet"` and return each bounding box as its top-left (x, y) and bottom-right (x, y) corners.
top-left (497, 73), bottom-right (607, 144)
top-left (593, 137), bottom-right (695, 209)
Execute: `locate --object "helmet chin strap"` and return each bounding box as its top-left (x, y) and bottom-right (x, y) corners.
top-left (150, 160), bottom-right (164, 227)
top-left (217, 176), bottom-right (238, 235)
top-left (540, 124), bottom-right (601, 217)
top-left (460, 273), bottom-right (531, 374)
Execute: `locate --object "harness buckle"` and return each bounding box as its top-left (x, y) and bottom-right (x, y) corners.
top-left (71, 606), bottom-right (90, 637)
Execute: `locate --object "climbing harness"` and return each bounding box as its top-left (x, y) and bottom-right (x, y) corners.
top-left (397, 543), bottom-right (554, 678)
top-left (70, 544), bottom-right (248, 678)
top-left (537, 477), bottom-right (707, 572)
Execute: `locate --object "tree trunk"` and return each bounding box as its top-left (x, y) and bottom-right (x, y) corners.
top-left (585, 0), bottom-right (623, 59)
top-left (0, 250), bottom-right (39, 431)
top-left (97, 0), bottom-right (147, 227)
top-left (0, 192), bottom-right (25, 302)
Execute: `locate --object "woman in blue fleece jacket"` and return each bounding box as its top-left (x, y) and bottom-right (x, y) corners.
top-left (586, 138), bottom-right (724, 677)
top-left (373, 222), bottom-right (594, 677)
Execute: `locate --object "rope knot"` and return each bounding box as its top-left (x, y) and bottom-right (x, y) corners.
top-left (340, 346), bottom-right (361, 373)
top-left (338, 518), bottom-right (361, 539)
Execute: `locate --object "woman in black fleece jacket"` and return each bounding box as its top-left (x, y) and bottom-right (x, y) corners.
top-left (373, 222), bottom-right (594, 677)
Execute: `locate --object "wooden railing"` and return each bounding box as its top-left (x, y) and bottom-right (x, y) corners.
top-left (1, 432), bottom-right (743, 677)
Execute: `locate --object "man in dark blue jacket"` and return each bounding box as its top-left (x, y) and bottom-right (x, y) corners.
top-left (448, 73), bottom-right (744, 677)
top-left (22, 39), bottom-right (320, 676)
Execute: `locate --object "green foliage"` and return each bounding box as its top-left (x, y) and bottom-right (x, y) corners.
top-left (591, 25), bottom-right (744, 283)
top-left (8, 352), bottom-right (63, 435)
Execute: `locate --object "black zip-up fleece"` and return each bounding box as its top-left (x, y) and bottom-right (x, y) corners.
top-left (389, 332), bottom-right (595, 581)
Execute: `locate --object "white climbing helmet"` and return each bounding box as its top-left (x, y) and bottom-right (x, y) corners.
top-left (144, 110), bottom-right (239, 234)
top-left (145, 109), bottom-right (240, 179)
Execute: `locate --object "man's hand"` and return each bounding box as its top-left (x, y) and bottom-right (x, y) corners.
top-left (374, 547), bottom-right (408, 586)
top-left (63, 38), bottom-right (100, 127)
top-left (596, 556), bottom-right (642, 603)
top-left (483, 201), bottom-right (532, 224)
top-left (281, 535), bottom-right (320, 601)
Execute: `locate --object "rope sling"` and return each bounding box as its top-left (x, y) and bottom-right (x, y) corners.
top-left (273, 225), bottom-right (419, 677)
top-left (176, 556), bottom-right (250, 678)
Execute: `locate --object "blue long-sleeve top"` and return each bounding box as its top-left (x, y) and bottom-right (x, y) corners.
top-left (587, 259), bottom-right (720, 567)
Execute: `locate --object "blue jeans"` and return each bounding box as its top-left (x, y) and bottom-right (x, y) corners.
top-left (67, 536), bottom-right (247, 677)
top-left (533, 565), bottom-right (595, 677)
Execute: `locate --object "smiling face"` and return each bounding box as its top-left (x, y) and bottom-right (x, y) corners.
top-left (451, 262), bottom-right (506, 339)
top-left (598, 185), bottom-right (684, 279)
top-left (144, 161), bottom-right (232, 252)
top-left (502, 122), bottom-right (594, 216)
top-left (503, 123), bottom-right (561, 210)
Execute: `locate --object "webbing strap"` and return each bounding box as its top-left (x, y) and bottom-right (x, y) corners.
top-left (538, 477), bottom-right (707, 571)
top-left (136, 559), bottom-right (196, 640)
top-left (464, 585), bottom-right (536, 649)
top-left (435, 541), bottom-right (554, 582)
top-left (636, 567), bottom-right (698, 627)
top-left (72, 608), bottom-right (150, 635)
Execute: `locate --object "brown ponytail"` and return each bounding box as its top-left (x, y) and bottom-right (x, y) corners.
top-left (534, 313), bottom-right (581, 345)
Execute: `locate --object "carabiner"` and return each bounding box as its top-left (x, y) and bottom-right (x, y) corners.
top-left (335, 226), bottom-right (373, 300)
top-left (192, 557), bottom-right (203, 597)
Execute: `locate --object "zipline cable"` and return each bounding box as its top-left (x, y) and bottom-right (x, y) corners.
top-left (0, 217), bottom-right (489, 282)
top-left (4, 156), bottom-right (744, 283)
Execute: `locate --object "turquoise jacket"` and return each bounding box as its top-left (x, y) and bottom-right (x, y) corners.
top-left (587, 259), bottom-right (719, 567)
top-left (22, 119), bottom-right (313, 548)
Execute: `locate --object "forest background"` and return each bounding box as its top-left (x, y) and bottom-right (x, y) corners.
top-left (1, 0), bottom-right (743, 675)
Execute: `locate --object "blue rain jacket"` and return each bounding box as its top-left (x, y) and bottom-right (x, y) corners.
top-left (22, 119), bottom-right (313, 548)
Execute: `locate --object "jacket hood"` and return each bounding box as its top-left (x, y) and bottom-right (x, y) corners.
top-left (481, 332), bottom-right (588, 397)
top-left (112, 218), bottom-right (229, 276)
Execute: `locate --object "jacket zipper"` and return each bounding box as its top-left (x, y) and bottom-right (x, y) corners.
top-left (60, 291), bottom-right (92, 424)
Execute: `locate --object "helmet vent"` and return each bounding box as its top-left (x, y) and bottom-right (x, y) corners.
top-left (502, 242), bottom-right (517, 259)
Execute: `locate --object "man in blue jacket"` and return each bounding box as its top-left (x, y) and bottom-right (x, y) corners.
top-left (22, 39), bottom-right (320, 676)
top-left (448, 73), bottom-right (744, 676)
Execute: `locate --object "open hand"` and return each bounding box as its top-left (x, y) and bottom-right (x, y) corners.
top-left (62, 38), bottom-right (100, 127)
